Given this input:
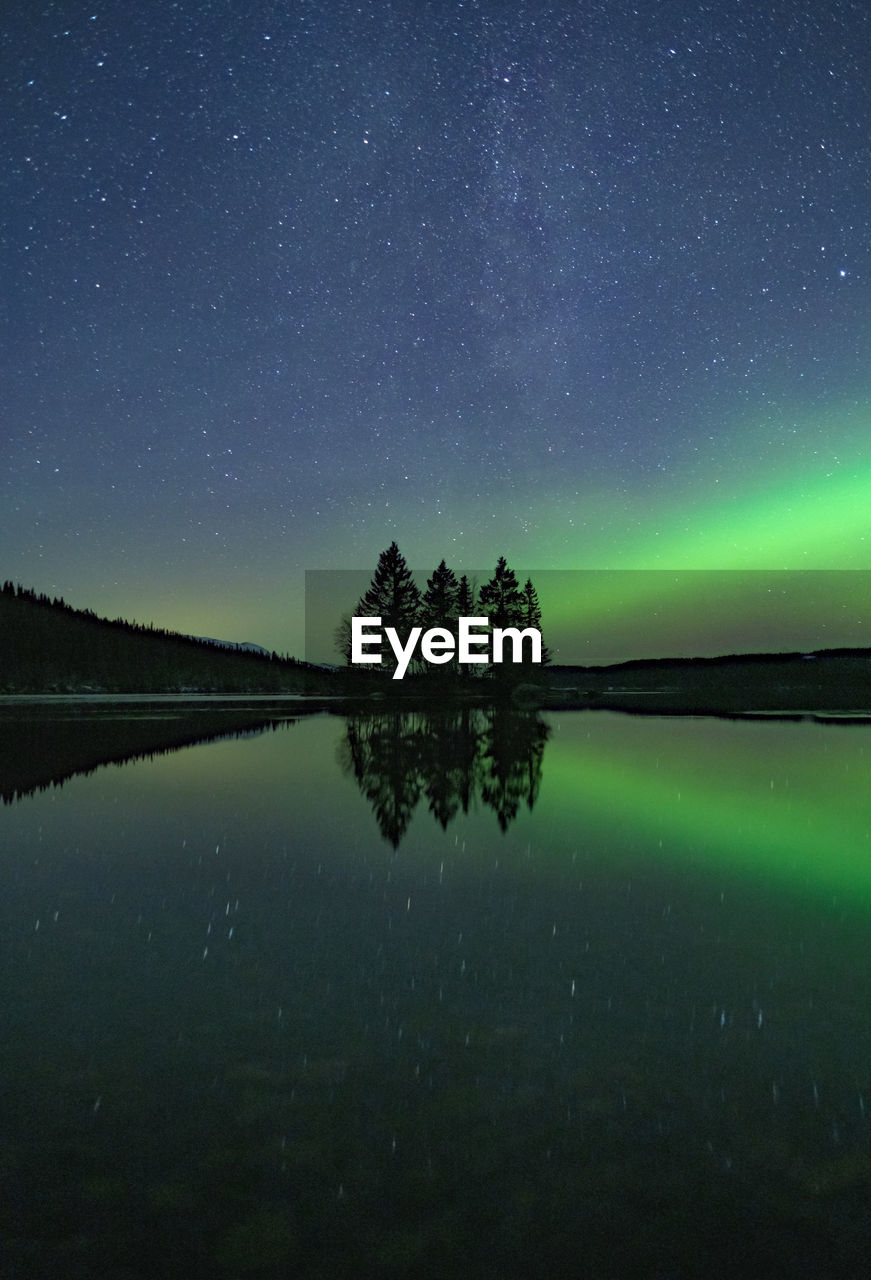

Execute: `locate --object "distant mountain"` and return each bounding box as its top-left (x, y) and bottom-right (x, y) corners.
top-left (188, 635), bottom-right (271, 656)
top-left (0, 582), bottom-right (330, 695)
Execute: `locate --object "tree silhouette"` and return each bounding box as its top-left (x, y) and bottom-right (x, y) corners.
top-left (420, 559), bottom-right (459, 628)
top-left (334, 613), bottom-right (353, 666)
top-left (340, 550), bottom-right (547, 683)
top-left (479, 556), bottom-right (523, 628)
top-left (355, 542), bottom-right (421, 671)
top-left (420, 560), bottom-right (460, 673)
top-left (456, 574), bottom-right (476, 617)
top-left (519, 578), bottom-right (551, 665)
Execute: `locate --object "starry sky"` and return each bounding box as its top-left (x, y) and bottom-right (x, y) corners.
top-left (4, 0), bottom-right (871, 662)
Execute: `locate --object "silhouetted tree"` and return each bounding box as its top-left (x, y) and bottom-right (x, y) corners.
top-left (334, 613), bottom-right (353, 666)
top-left (336, 551), bottom-right (548, 684)
top-left (456, 574), bottom-right (476, 616)
top-left (420, 560), bottom-right (458, 628)
top-left (519, 578), bottom-right (551, 664)
top-left (355, 542), bottom-right (421, 671)
top-left (479, 556), bottom-right (523, 628)
top-left (420, 560), bottom-right (460, 674)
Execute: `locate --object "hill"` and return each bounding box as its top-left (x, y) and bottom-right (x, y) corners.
top-left (5, 580), bottom-right (871, 709)
top-left (544, 649), bottom-right (871, 714)
top-left (0, 582), bottom-right (331, 695)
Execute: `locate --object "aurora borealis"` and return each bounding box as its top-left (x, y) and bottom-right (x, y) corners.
top-left (3, 0), bottom-right (871, 660)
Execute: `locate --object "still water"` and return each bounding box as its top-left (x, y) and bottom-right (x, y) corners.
top-left (2, 702), bottom-right (871, 1277)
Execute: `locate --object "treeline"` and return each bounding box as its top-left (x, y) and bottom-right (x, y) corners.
top-left (0, 582), bottom-right (325, 694)
top-left (335, 543), bottom-right (550, 677)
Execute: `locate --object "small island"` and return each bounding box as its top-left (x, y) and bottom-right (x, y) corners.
top-left (3, 563), bottom-right (871, 718)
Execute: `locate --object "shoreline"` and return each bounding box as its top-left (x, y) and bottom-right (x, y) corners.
top-left (3, 647), bottom-right (871, 716)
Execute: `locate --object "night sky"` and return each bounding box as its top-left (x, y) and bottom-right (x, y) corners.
top-left (4, 0), bottom-right (871, 662)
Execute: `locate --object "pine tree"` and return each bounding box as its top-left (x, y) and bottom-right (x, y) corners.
top-left (420, 560), bottom-right (459, 628)
top-left (519, 578), bottom-right (551, 664)
top-left (478, 556), bottom-right (523, 628)
top-left (334, 613), bottom-right (353, 666)
top-left (356, 542), bottom-right (421, 669)
top-left (456, 574), bottom-right (476, 617)
top-left (419, 560), bottom-right (460, 674)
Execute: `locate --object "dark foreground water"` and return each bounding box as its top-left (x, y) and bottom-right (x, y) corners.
top-left (3, 702), bottom-right (871, 1278)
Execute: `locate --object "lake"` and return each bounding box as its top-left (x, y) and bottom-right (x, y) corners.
top-left (2, 700), bottom-right (871, 1277)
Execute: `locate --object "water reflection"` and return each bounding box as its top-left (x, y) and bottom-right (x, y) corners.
top-left (3, 707), bottom-right (871, 1275)
top-left (338, 707), bottom-right (550, 845)
top-left (0, 697), bottom-right (308, 803)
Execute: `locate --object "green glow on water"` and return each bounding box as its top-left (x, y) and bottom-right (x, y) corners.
top-left (540, 713), bottom-right (871, 906)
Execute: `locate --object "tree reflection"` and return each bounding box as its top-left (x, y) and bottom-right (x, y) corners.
top-left (338, 707), bottom-right (550, 846)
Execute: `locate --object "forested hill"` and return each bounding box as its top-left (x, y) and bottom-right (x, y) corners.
top-left (0, 583), bottom-right (328, 694)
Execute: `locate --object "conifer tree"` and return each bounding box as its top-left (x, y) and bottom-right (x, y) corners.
top-left (478, 556), bottom-right (523, 628)
top-left (355, 543), bottom-right (421, 668)
top-left (519, 578), bottom-right (551, 664)
top-left (456, 574), bottom-right (476, 617)
top-left (420, 560), bottom-right (460, 674)
top-left (334, 613), bottom-right (353, 666)
top-left (420, 560), bottom-right (459, 628)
